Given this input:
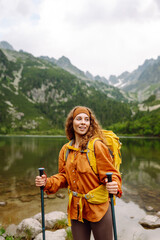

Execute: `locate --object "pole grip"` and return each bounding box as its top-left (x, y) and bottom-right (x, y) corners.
top-left (39, 168), bottom-right (45, 190)
top-left (39, 167), bottom-right (45, 176)
top-left (106, 172), bottom-right (113, 198)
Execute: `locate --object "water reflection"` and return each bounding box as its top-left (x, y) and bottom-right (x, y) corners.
top-left (0, 136), bottom-right (67, 179)
top-left (0, 136), bottom-right (160, 226)
top-left (120, 137), bottom-right (160, 212)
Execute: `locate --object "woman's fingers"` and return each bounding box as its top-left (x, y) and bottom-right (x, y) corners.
top-left (35, 175), bottom-right (46, 187)
top-left (105, 180), bottom-right (118, 195)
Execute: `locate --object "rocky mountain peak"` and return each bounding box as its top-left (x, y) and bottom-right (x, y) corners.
top-left (57, 56), bottom-right (71, 67)
top-left (0, 41), bottom-right (14, 51)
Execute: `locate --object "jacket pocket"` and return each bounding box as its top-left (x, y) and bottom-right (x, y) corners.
top-left (77, 157), bottom-right (91, 173)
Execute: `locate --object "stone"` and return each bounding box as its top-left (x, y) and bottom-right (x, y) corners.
top-left (46, 195), bottom-right (56, 199)
top-left (33, 212), bottom-right (42, 221)
top-left (0, 202), bottom-right (7, 206)
top-left (16, 218), bottom-right (42, 238)
top-left (45, 211), bottom-right (67, 229)
top-left (156, 211), bottom-right (160, 217)
top-left (139, 215), bottom-right (160, 229)
top-left (34, 211), bottom-right (67, 229)
top-left (55, 193), bottom-right (65, 199)
top-left (5, 224), bottom-right (17, 236)
top-left (20, 195), bottom-right (33, 202)
top-left (145, 206), bottom-right (154, 211)
top-left (35, 229), bottom-right (66, 240)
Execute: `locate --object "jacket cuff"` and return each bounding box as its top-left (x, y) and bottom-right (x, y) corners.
top-left (43, 179), bottom-right (52, 194)
top-left (116, 189), bottom-right (122, 198)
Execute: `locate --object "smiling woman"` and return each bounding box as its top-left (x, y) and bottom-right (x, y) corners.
top-left (35, 105), bottom-right (122, 240)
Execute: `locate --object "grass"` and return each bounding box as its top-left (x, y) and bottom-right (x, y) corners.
top-left (0, 227), bottom-right (21, 240)
top-left (24, 228), bottom-right (32, 240)
top-left (52, 219), bottom-right (73, 240)
top-left (66, 227), bottom-right (73, 240)
top-left (53, 218), bottom-right (68, 230)
top-left (0, 227), bottom-right (5, 235)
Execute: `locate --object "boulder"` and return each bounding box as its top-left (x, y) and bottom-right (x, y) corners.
top-left (16, 218), bottom-right (42, 238)
top-left (34, 211), bottom-right (67, 229)
top-left (139, 215), bottom-right (160, 229)
top-left (5, 224), bottom-right (17, 236)
top-left (0, 237), bottom-right (5, 240)
top-left (35, 229), bottom-right (66, 240)
top-left (156, 211), bottom-right (160, 217)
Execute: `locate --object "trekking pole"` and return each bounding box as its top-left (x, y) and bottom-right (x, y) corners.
top-left (106, 172), bottom-right (117, 240)
top-left (39, 168), bottom-right (45, 240)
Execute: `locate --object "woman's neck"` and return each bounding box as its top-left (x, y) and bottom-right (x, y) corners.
top-left (74, 134), bottom-right (82, 148)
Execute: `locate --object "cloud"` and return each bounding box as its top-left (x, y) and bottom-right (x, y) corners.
top-left (154, 0), bottom-right (160, 9)
top-left (0, 0), bottom-right (40, 28)
top-left (65, 0), bottom-right (160, 28)
top-left (0, 0), bottom-right (160, 77)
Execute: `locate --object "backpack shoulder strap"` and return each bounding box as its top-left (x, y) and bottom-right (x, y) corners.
top-left (64, 140), bottom-right (73, 161)
top-left (86, 137), bottom-right (100, 174)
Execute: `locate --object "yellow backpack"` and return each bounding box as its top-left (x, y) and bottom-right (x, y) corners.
top-left (65, 130), bottom-right (122, 174)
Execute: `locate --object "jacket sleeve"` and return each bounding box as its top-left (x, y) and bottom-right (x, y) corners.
top-left (94, 140), bottom-right (122, 197)
top-left (44, 144), bottom-right (68, 194)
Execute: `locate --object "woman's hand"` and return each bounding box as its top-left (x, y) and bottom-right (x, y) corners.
top-left (105, 178), bottom-right (118, 195)
top-left (35, 174), bottom-right (47, 187)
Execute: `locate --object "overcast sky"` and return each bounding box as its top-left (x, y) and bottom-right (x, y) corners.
top-left (0, 0), bottom-right (160, 78)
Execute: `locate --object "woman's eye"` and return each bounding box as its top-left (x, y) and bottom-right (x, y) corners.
top-left (75, 117), bottom-right (90, 121)
top-left (85, 118), bottom-right (89, 121)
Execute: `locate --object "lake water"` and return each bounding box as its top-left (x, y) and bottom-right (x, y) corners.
top-left (0, 136), bottom-right (160, 239)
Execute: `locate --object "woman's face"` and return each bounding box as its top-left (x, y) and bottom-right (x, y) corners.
top-left (73, 113), bottom-right (90, 137)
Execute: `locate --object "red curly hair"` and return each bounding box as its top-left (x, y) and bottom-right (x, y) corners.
top-left (65, 106), bottom-right (106, 150)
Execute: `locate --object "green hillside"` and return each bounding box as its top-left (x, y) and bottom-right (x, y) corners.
top-left (0, 48), bottom-right (131, 135)
top-left (110, 108), bottom-right (160, 136)
top-left (0, 43), bottom-right (160, 137)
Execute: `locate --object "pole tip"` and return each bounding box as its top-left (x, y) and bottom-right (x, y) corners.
top-left (106, 172), bottom-right (113, 176)
top-left (39, 167), bottom-right (45, 171)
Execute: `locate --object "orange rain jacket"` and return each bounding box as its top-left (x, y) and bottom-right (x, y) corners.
top-left (44, 140), bottom-right (122, 222)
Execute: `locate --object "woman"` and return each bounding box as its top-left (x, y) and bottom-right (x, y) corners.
top-left (35, 106), bottom-right (122, 240)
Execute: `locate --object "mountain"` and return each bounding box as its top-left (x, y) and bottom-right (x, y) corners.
top-left (40, 55), bottom-right (109, 83)
top-left (38, 55), bottom-right (56, 64)
top-left (0, 41), bottom-right (14, 51)
top-left (109, 57), bottom-right (160, 102)
top-left (0, 45), bottom-right (131, 134)
top-left (1, 41), bottom-right (160, 104)
top-left (41, 53), bottom-right (160, 104)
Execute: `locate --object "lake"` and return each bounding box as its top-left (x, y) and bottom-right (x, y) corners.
top-left (0, 136), bottom-right (160, 239)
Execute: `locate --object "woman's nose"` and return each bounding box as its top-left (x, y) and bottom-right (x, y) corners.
top-left (81, 118), bottom-right (87, 124)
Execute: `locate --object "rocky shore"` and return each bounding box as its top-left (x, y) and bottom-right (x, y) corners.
top-left (0, 211), bottom-right (70, 240)
top-left (1, 208), bottom-right (160, 240)
top-left (0, 191), bottom-right (160, 240)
